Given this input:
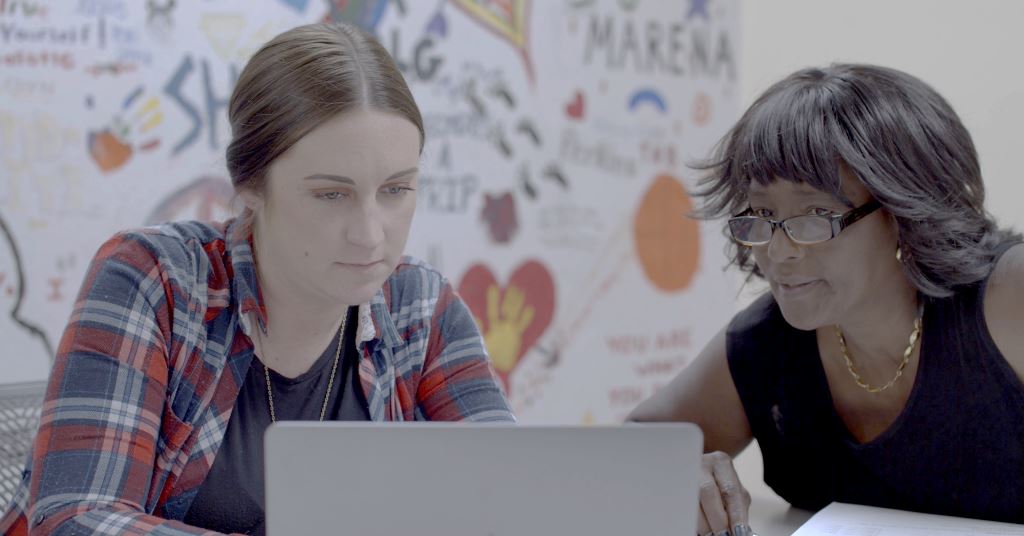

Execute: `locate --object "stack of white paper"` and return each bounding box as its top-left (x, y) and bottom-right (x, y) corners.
top-left (792, 502), bottom-right (1024, 536)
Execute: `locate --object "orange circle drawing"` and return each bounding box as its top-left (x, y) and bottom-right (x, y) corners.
top-left (633, 174), bottom-right (700, 292)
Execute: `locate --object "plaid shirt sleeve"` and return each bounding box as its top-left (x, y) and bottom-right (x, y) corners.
top-left (16, 231), bottom-right (234, 536)
top-left (395, 263), bottom-right (515, 423)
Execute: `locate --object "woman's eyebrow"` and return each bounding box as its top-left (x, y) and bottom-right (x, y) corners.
top-left (303, 167), bottom-right (419, 184)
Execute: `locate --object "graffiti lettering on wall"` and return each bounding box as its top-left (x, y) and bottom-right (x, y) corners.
top-left (590, 117), bottom-right (665, 141)
top-left (0, 111), bottom-right (89, 218)
top-left (603, 323), bottom-right (694, 419)
top-left (537, 203), bottom-right (604, 251)
top-left (418, 173), bottom-right (479, 214)
top-left (579, 13), bottom-right (735, 79)
top-left (76, 0), bottom-right (129, 20)
top-left (163, 54), bottom-right (238, 155)
top-left (0, 0), bottom-right (49, 18)
top-left (384, 26), bottom-right (444, 82)
top-left (0, 111), bottom-right (79, 163)
top-left (606, 327), bottom-right (693, 357)
top-left (424, 110), bottom-right (496, 140)
top-left (1, 50), bottom-right (74, 69)
top-left (0, 21), bottom-right (96, 46)
top-left (323, 0), bottom-right (445, 83)
top-left (559, 127), bottom-right (637, 178)
top-left (0, 75), bottom-right (53, 98)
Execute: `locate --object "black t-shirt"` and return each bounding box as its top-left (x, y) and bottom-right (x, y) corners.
top-left (183, 307), bottom-right (369, 534)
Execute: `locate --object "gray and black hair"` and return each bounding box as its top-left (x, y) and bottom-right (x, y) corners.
top-left (696, 63), bottom-right (1019, 298)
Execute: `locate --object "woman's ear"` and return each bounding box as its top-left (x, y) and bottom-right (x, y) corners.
top-left (238, 188), bottom-right (265, 212)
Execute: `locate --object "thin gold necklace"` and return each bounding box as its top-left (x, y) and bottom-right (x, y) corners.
top-left (834, 316), bottom-right (922, 394)
top-left (262, 314), bottom-right (347, 422)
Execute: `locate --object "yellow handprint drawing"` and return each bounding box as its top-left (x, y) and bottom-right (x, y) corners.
top-left (458, 260), bottom-right (556, 396)
top-left (477, 284), bottom-right (535, 375)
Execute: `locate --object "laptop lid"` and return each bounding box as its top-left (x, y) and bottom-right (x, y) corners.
top-left (265, 422), bottom-right (703, 536)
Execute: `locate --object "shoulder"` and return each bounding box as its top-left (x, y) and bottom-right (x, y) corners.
top-left (95, 220), bottom-right (227, 267)
top-left (983, 242), bottom-right (1024, 378)
top-left (388, 255), bottom-right (447, 287)
top-left (383, 255), bottom-right (453, 309)
top-left (724, 291), bottom-right (795, 384)
top-left (83, 221), bottom-right (230, 304)
top-left (726, 291), bottom-right (784, 346)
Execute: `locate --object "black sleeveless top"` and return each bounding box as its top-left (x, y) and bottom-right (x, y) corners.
top-left (727, 244), bottom-right (1024, 523)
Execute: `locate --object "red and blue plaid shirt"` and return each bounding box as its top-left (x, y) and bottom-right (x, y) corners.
top-left (1, 218), bottom-right (514, 535)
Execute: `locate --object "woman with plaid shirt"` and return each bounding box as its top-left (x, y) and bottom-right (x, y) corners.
top-left (1, 22), bottom-right (514, 536)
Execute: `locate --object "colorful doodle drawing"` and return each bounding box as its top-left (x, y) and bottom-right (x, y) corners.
top-left (565, 90), bottom-right (585, 120)
top-left (146, 176), bottom-right (236, 224)
top-left (481, 191), bottom-right (518, 244)
top-left (686, 0), bottom-right (711, 20)
top-left (451, 0), bottom-right (534, 83)
top-left (567, 0), bottom-right (639, 10)
top-left (458, 260), bottom-right (555, 394)
top-left (425, 7), bottom-right (448, 38)
top-left (628, 88), bottom-right (668, 114)
top-left (279, 0), bottom-right (313, 13)
top-left (692, 91), bottom-right (712, 126)
top-left (85, 62), bottom-right (138, 76)
top-left (0, 211), bottom-right (55, 382)
top-left (199, 13), bottom-right (247, 61)
top-left (323, 0), bottom-right (390, 32)
top-left (464, 76), bottom-right (568, 200)
top-left (87, 86), bottom-right (163, 173)
top-left (633, 174), bottom-right (700, 292)
top-left (146, 0), bottom-right (177, 40)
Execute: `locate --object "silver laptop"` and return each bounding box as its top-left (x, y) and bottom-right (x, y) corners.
top-left (265, 422), bottom-right (703, 536)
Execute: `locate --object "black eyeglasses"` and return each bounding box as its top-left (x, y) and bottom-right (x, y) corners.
top-left (728, 199), bottom-right (882, 246)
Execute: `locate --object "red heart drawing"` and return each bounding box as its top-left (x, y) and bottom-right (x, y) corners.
top-left (457, 260), bottom-right (556, 393)
top-left (565, 90), bottom-right (585, 120)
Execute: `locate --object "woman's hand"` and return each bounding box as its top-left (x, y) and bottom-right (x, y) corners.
top-left (697, 451), bottom-right (753, 536)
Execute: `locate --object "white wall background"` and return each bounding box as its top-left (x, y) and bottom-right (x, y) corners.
top-left (734, 0), bottom-right (1024, 501)
top-left (742, 0), bottom-right (1023, 233)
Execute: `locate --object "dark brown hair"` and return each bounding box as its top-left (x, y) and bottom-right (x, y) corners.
top-left (696, 63), bottom-right (1019, 297)
top-left (226, 22), bottom-right (424, 194)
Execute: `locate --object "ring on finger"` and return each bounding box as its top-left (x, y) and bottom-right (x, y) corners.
top-left (732, 524), bottom-right (757, 536)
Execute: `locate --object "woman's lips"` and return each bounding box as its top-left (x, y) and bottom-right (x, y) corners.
top-left (774, 279), bottom-right (823, 297)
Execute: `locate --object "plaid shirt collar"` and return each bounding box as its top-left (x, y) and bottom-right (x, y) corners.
top-left (224, 217), bottom-right (403, 352)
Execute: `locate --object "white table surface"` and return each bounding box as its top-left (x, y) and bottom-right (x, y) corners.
top-left (734, 442), bottom-right (813, 536)
top-left (747, 492), bottom-right (813, 536)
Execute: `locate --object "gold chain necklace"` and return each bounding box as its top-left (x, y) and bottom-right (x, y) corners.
top-left (834, 316), bottom-right (922, 394)
top-left (262, 314), bottom-right (347, 422)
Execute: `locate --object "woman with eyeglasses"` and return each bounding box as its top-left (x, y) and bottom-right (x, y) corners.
top-left (629, 64), bottom-right (1024, 535)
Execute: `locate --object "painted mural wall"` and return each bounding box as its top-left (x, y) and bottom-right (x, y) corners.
top-left (0, 0), bottom-right (739, 423)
